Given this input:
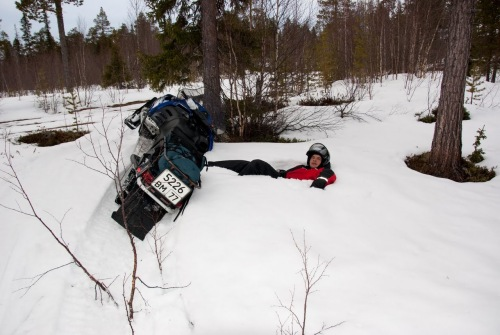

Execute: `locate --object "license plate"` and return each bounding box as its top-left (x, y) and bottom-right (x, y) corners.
top-left (151, 169), bottom-right (191, 205)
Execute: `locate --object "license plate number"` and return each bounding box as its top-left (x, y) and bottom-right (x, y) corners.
top-left (151, 169), bottom-right (191, 205)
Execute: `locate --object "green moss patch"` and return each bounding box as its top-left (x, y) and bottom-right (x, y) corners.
top-left (405, 152), bottom-right (495, 182)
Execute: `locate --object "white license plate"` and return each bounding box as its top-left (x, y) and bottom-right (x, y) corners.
top-left (151, 169), bottom-right (191, 205)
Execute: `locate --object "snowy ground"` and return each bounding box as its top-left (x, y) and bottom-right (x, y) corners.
top-left (0, 75), bottom-right (499, 335)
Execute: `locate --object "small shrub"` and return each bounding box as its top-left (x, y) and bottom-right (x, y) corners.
top-left (222, 97), bottom-right (287, 142)
top-left (276, 137), bottom-right (305, 143)
top-left (418, 114), bottom-right (436, 123)
top-left (468, 150), bottom-right (484, 164)
top-left (102, 45), bottom-right (131, 89)
top-left (65, 89), bottom-right (82, 131)
top-left (418, 106), bottom-right (469, 123)
top-left (463, 106), bottom-right (471, 120)
top-left (467, 125), bottom-right (487, 163)
top-left (466, 65), bottom-right (485, 104)
top-left (18, 130), bottom-right (88, 147)
top-left (298, 96), bottom-right (353, 106)
top-left (462, 160), bottom-right (496, 182)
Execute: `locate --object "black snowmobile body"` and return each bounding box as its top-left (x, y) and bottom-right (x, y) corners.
top-left (111, 90), bottom-right (213, 240)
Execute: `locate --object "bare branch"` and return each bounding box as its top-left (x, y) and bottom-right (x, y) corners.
top-left (137, 277), bottom-right (191, 290)
top-left (147, 225), bottom-right (172, 275)
top-left (122, 274), bottom-right (135, 335)
top-left (275, 230), bottom-right (341, 335)
top-left (274, 105), bottom-right (343, 136)
top-left (74, 105), bottom-right (141, 323)
top-left (14, 262), bottom-right (74, 297)
top-left (1, 141), bottom-right (118, 306)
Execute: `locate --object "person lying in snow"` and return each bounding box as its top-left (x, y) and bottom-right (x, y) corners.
top-left (207, 143), bottom-right (336, 189)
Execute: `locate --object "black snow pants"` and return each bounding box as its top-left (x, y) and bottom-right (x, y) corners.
top-left (208, 159), bottom-right (280, 178)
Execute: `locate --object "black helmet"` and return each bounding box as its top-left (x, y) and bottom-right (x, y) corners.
top-left (306, 143), bottom-right (330, 168)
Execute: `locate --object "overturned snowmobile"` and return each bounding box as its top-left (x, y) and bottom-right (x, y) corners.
top-left (112, 89), bottom-right (213, 240)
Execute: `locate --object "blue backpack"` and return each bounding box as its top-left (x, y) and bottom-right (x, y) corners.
top-left (144, 94), bottom-right (214, 188)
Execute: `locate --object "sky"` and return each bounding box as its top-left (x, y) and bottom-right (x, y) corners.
top-left (0, 74), bottom-right (499, 334)
top-left (0, 0), bottom-right (133, 41)
top-left (0, 0), bottom-right (319, 42)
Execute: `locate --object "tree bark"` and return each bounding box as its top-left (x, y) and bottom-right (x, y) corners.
top-left (54, 0), bottom-right (72, 90)
top-left (428, 0), bottom-right (476, 182)
top-left (201, 0), bottom-right (224, 133)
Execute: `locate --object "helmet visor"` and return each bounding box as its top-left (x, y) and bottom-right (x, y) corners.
top-left (308, 143), bottom-right (328, 157)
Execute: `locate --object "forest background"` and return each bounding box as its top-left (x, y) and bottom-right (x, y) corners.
top-left (0, 0), bottom-right (499, 140)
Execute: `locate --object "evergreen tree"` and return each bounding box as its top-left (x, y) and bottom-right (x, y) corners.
top-left (352, 14), bottom-right (369, 78)
top-left (16, 0), bottom-right (84, 89)
top-left (12, 36), bottom-right (22, 57)
top-left (468, 125), bottom-right (487, 163)
top-left (0, 28), bottom-right (13, 93)
top-left (40, 11), bottom-right (57, 52)
top-left (20, 13), bottom-right (34, 56)
top-left (0, 31), bottom-right (12, 61)
top-left (87, 7), bottom-right (112, 53)
top-left (316, 0), bottom-right (354, 81)
top-left (65, 89), bottom-right (82, 131)
top-left (142, 0), bottom-right (202, 89)
top-left (316, 31), bottom-right (338, 86)
top-left (471, 0), bottom-right (500, 82)
top-left (102, 44), bottom-right (131, 88)
top-left (32, 12), bottom-right (57, 54)
top-left (466, 65), bottom-right (485, 104)
top-left (88, 7), bottom-right (112, 40)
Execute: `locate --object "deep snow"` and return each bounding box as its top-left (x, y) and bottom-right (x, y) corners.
top-left (0, 74), bottom-right (499, 335)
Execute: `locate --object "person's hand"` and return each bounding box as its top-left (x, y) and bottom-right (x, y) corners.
top-left (311, 169), bottom-right (335, 189)
top-left (319, 169), bottom-right (334, 178)
top-left (310, 177), bottom-right (328, 189)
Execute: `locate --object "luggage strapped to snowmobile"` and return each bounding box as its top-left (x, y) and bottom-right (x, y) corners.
top-left (112, 88), bottom-right (214, 240)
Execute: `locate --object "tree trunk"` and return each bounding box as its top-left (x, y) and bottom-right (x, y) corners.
top-left (54, 0), bottom-right (72, 90)
top-left (428, 0), bottom-right (476, 182)
top-left (201, 0), bottom-right (224, 133)
top-left (492, 60), bottom-right (498, 83)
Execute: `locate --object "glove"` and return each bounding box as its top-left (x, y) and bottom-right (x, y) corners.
top-left (319, 169), bottom-right (335, 178)
top-left (277, 169), bottom-right (287, 178)
top-left (310, 177), bottom-right (328, 189)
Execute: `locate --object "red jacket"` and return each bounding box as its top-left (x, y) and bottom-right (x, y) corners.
top-left (285, 165), bottom-right (337, 186)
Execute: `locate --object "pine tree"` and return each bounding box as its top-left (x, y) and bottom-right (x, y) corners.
top-left (428, 0), bottom-right (477, 182)
top-left (65, 89), bottom-right (81, 131)
top-left (468, 125), bottom-right (487, 163)
top-left (466, 65), bottom-right (485, 104)
top-left (32, 13), bottom-right (57, 54)
top-left (39, 11), bottom-right (56, 52)
top-left (86, 7), bottom-right (112, 52)
top-left (0, 31), bottom-right (12, 62)
top-left (316, 30), bottom-right (338, 86)
top-left (142, 0), bottom-right (202, 89)
top-left (20, 13), bottom-right (33, 56)
top-left (102, 44), bottom-right (131, 88)
top-left (471, 0), bottom-right (500, 82)
top-left (352, 15), bottom-right (369, 78)
top-left (16, 0), bottom-right (84, 89)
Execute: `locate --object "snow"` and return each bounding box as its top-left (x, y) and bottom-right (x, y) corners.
top-left (1, 75), bottom-right (499, 335)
